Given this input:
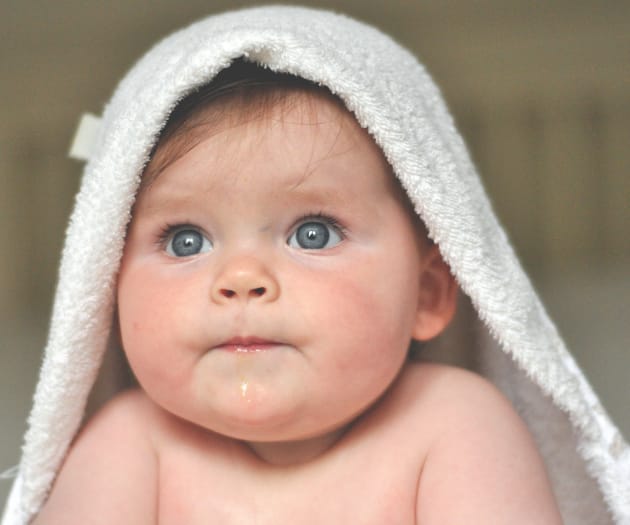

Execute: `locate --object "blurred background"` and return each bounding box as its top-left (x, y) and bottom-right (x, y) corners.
top-left (1, 0), bottom-right (628, 504)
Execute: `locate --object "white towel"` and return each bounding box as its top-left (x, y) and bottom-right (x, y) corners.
top-left (2, 6), bottom-right (628, 524)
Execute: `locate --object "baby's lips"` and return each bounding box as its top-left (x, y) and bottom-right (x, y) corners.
top-left (214, 336), bottom-right (284, 353)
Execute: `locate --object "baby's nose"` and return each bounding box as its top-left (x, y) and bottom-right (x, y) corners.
top-left (211, 256), bottom-right (279, 304)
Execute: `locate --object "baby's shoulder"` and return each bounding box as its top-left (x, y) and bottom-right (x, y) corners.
top-left (393, 361), bottom-right (513, 413)
top-left (387, 363), bottom-right (562, 523)
top-left (84, 388), bottom-right (158, 439)
top-left (66, 388), bottom-right (160, 475)
top-left (32, 389), bottom-right (159, 523)
top-left (382, 362), bottom-right (529, 441)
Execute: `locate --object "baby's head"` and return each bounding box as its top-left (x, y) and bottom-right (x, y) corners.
top-left (117, 59), bottom-right (456, 448)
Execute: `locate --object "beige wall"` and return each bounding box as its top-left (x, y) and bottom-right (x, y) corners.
top-left (1, 0), bottom-right (628, 504)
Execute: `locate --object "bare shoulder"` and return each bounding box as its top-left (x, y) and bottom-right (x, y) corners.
top-left (385, 362), bottom-right (520, 426)
top-left (396, 362), bottom-right (522, 421)
top-left (32, 389), bottom-right (158, 525)
top-left (400, 363), bottom-right (563, 524)
top-left (87, 387), bottom-right (158, 428)
top-left (64, 388), bottom-right (159, 455)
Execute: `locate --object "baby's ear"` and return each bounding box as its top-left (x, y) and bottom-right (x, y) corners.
top-left (412, 245), bottom-right (457, 341)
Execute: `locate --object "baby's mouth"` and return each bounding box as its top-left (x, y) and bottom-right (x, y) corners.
top-left (214, 336), bottom-right (282, 353)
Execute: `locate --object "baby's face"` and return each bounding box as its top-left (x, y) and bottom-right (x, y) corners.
top-left (118, 94), bottom-right (427, 444)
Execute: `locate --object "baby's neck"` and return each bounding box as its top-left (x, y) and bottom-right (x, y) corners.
top-left (245, 427), bottom-right (348, 466)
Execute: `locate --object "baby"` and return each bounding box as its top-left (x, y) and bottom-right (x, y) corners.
top-left (31, 59), bottom-right (563, 523)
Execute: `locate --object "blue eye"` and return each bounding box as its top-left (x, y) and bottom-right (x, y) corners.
top-left (288, 219), bottom-right (343, 250)
top-left (165, 228), bottom-right (212, 257)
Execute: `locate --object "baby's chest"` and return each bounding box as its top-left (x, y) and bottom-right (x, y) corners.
top-left (157, 450), bottom-right (420, 524)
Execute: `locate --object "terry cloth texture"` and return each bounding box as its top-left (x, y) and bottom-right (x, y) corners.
top-left (2, 6), bottom-right (629, 524)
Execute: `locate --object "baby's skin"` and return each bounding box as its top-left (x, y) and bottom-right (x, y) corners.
top-left (34, 93), bottom-right (563, 524)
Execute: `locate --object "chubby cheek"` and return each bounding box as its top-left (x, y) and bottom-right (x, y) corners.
top-left (296, 255), bottom-right (419, 382)
top-left (117, 264), bottom-right (202, 395)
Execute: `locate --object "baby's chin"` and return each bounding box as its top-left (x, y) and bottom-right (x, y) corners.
top-left (151, 377), bottom-right (363, 450)
top-left (139, 344), bottom-right (401, 448)
top-left (147, 380), bottom-right (315, 442)
top-left (192, 348), bottom-right (312, 428)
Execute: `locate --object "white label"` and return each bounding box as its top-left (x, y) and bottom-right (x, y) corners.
top-left (69, 113), bottom-right (102, 161)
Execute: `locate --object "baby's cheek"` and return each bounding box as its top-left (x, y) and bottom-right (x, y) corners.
top-left (316, 276), bottom-right (410, 413)
top-left (118, 275), bottom-right (184, 384)
top-left (311, 271), bottom-right (408, 359)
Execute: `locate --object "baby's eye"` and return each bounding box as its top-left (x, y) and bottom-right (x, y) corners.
top-left (287, 219), bottom-right (343, 250)
top-left (165, 228), bottom-right (212, 257)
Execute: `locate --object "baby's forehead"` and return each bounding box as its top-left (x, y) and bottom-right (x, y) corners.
top-left (147, 97), bottom-right (386, 189)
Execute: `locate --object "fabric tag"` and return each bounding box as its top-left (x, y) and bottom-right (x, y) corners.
top-left (0, 465), bottom-right (18, 480)
top-left (68, 113), bottom-right (102, 161)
